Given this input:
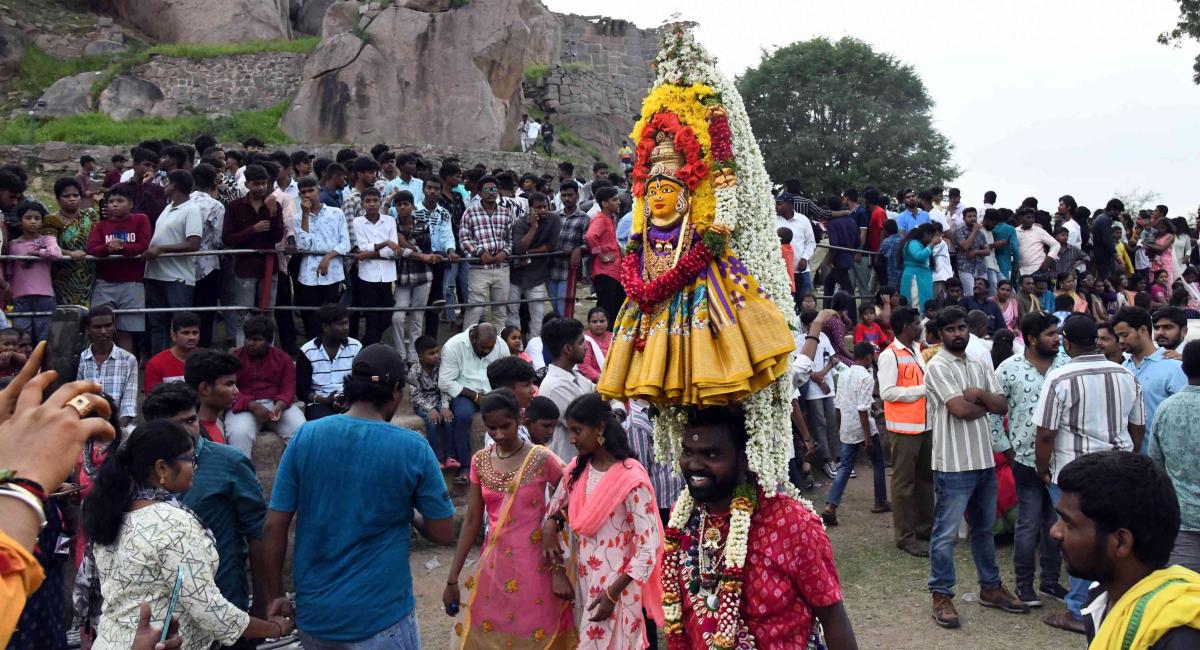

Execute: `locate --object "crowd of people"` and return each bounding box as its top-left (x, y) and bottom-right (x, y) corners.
top-left (0, 135), bottom-right (1198, 650)
top-left (775, 183), bottom-right (1200, 643)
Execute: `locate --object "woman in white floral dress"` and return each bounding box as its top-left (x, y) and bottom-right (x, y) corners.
top-left (542, 394), bottom-right (664, 649)
top-left (82, 420), bottom-right (293, 650)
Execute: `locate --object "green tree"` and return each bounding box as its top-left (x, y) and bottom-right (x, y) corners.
top-left (736, 37), bottom-right (959, 197)
top-left (1159, 0), bottom-right (1200, 84)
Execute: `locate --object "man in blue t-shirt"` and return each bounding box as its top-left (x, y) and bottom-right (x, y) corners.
top-left (263, 343), bottom-right (455, 647)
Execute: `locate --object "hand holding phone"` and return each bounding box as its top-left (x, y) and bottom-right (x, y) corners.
top-left (161, 566), bottom-right (186, 643)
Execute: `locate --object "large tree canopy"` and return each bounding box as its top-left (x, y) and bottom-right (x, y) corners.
top-left (1159, 0), bottom-right (1200, 84)
top-left (736, 37), bottom-right (959, 198)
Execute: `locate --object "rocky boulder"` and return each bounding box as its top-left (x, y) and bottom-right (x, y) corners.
top-left (37, 71), bottom-right (106, 118)
top-left (280, 0), bottom-right (558, 149)
top-left (98, 76), bottom-right (179, 120)
top-left (0, 23), bottom-right (24, 84)
top-left (294, 0), bottom-right (338, 35)
top-left (108, 0), bottom-right (291, 44)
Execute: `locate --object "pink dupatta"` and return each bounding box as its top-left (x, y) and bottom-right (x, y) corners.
top-left (563, 457), bottom-right (665, 624)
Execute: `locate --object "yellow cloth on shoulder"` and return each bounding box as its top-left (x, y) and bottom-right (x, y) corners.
top-left (0, 529), bottom-right (44, 648)
top-left (1090, 565), bottom-right (1200, 650)
top-left (597, 253), bottom-right (794, 406)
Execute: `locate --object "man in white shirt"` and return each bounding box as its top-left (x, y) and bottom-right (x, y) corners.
top-left (145, 169), bottom-right (203, 354)
top-left (1015, 207), bottom-right (1061, 276)
top-left (525, 118), bottom-right (542, 152)
top-left (776, 192), bottom-right (816, 302)
top-left (384, 154), bottom-right (424, 207)
top-left (538, 317), bottom-right (594, 462)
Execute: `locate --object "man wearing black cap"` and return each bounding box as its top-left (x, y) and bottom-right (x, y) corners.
top-left (1033, 313), bottom-right (1146, 634)
top-left (263, 343), bottom-right (455, 648)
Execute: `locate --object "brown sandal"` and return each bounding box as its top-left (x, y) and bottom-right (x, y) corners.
top-left (871, 501), bottom-right (893, 514)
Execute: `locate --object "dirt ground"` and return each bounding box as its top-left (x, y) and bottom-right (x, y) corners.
top-left (408, 461), bottom-right (1077, 650)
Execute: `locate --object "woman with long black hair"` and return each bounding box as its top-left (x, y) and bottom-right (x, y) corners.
top-left (541, 394), bottom-right (663, 649)
top-left (83, 420), bottom-right (293, 650)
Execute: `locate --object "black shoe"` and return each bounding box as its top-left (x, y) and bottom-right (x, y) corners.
top-left (1015, 585), bottom-right (1043, 608)
top-left (1039, 583), bottom-right (1069, 603)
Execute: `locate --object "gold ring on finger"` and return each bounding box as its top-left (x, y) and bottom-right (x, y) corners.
top-left (66, 394), bottom-right (94, 419)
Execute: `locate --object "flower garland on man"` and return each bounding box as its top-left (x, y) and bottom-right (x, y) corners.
top-left (663, 405), bottom-right (859, 649)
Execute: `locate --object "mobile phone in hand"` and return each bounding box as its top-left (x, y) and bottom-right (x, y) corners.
top-left (161, 566), bottom-right (185, 643)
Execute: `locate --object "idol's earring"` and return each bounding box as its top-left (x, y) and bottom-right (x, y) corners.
top-left (676, 193), bottom-right (687, 214)
top-left (642, 200), bottom-right (650, 217)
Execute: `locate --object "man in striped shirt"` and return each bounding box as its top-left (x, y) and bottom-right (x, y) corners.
top-left (1033, 313), bottom-right (1145, 634)
top-left (925, 306), bottom-right (1027, 628)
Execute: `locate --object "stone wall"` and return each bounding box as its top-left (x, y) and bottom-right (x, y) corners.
top-left (128, 51), bottom-right (307, 115)
top-left (554, 15), bottom-right (659, 112)
top-left (0, 141), bottom-right (559, 195)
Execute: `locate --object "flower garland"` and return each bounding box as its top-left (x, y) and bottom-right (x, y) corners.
top-left (663, 485), bottom-right (758, 650)
top-left (622, 231), bottom-right (726, 314)
top-left (632, 112), bottom-right (709, 195)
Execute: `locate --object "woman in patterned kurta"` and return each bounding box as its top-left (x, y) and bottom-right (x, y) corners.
top-left (83, 420), bottom-right (292, 650)
top-left (44, 177), bottom-right (98, 306)
top-left (444, 391), bottom-right (575, 649)
top-left (542, 394), bottom-right (663, 650)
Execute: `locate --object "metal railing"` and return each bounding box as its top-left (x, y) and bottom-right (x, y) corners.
top-left (1, 249), bottom-right (583, 319)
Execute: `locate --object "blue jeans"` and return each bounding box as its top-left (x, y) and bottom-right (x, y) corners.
top-left (144, 278), bottom-right (195, 354)
top-left (546, 279), bottom-right (569, 316)
top-left (442, 262), bottom-right (469, 320)
top-left (1012, 462), bottom-right (1061, 591)
top-left (12, 295), bottom-right (55, 343)
top-left (928, 469), bottom-right (1001, 596)
top-left (795, 271), bottom-right (812, 302)
top-left (415, 405), bottom-right (450, 463)
top-left (1048, 483), bottom-right (1092, 618)
top-left (298, 609), bottom-right (420, 649)
top-left (826, 434), bottom-right (887, 507)
top-left (447, 395), bottom-right (477, 468)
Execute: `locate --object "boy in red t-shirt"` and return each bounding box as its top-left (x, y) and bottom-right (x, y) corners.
top-left (183, 348), bottom-right (242, 446)
top-left (778, 227), bottom-right (796, 294)
top-left (87, 184), bottom-right (152, 354)
top-left (853, 303), bottom-right (890, 351)
top-left (144, 311), bottom-right (201, 394)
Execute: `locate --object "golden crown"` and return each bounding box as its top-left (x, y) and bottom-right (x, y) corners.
top-left (647, 130), bottom-right (684, 183)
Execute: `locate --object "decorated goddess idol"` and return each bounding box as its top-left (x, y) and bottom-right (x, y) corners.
top-left (599, 28), bottom-right (859, 650)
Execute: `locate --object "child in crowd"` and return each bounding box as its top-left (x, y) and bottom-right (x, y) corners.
top-left (853, 303), bottom-right (889, 350)
top-left (524, 311), bottom-right (560, 373)
top-left (578, 306), bottom-right (611, 382)
top-left (351, 186), bottom-right (399, 346)
top-left (822, 342), bottom-right (890, 526)
top-left (778, 227), bottom-right (796, 294)
top-left (1052, 294), bottom-right (1075, 328)
top-left (0, 328), bottom-right (27, 378)
top-left (523, 395), bottom-right (559, 446)
top-left (144, 311), bottom-right (202, 395)
top-left (484, 355), bottom-right (537, 446)
top-left (392, 190), bottom-right (437, 364)
top-left (7, 201), bottom-right (62, 343)
top-left (502, 325), bottom-right (532, 363)
top-left (87, 184), bottom-right (151, 353)
top-left (800, 309), bottom-right (840, 479)
top-left (406, 335), bottom-right (454, 468)
top-left (1054, 226), bottom-right (1089, 275)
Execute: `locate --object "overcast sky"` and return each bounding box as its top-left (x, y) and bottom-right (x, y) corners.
top-left (546, 0), bottom-right (1198, 216)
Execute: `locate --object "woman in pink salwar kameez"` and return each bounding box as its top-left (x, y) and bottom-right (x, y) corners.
top-left (542, 394), bottom-right (664, 650)
top-left (445, 390), bottom-right (576, 649)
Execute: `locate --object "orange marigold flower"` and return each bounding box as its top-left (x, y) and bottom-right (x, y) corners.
top-left (505, 579), bottom-right (519, 593)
